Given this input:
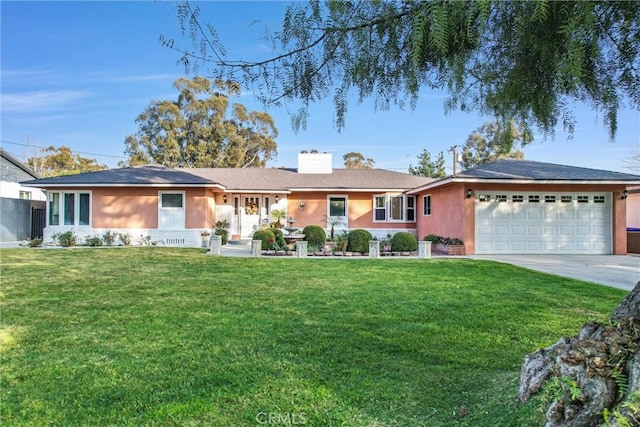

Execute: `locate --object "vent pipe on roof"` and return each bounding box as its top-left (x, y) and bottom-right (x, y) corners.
top-left (297, 152), bottom-right (332, 174)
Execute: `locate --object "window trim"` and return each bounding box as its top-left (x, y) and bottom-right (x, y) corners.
top-left (373, 195), bottom-right (386, 222)
top-left (423, 194), bottom-right (432, 217)
top-left (47, 191), bottom-right (92, 227)
top-left (158, 191), bottom-right (186, 230)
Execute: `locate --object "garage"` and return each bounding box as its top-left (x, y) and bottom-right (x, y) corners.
top-left (475, 192), bottom-right (611, 254)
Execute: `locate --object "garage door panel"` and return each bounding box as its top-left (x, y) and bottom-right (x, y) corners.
top-left (475, 192), bottom-right (611, 254)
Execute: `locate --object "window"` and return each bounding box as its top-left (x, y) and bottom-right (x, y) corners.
top-left (496, 195), bottom-right (507, 202)
top-left (389, 196), bottom-right (404, 221)
top-left (528, 195), bottom-right (540, 203)
top-left (577, 195), bottom-right (589, 203)
top-left (561, 195), bottom-right (572, 203)
top-left (374, 195), bottom-right (386, 221)
top-left (512, 195), bottom-right (524, 203)
top-left (159, 192), bottom-right (185, 229)
top-left (19, 191), bottom-right (31, 200)
top-left (329, 196), bottom-right (346, 217)
top-left (406, 196), bottom-right (416, 221)
top-left (594, 195), bottom-right (605, 204)
top-left (48, 191), bottom-right (91, 226)
top-left (479, 194), bottom-right (491, 202)
top-left (544, 195), bottom-right (556, 203)
top-left (162, 193), bottom-right (183, 208)
top-left (49, 192), bottom-right (60, 225)
top-left (423, 195), bottom-right (432, 216)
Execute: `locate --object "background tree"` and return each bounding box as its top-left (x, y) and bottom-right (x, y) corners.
top-left (169, 1), bottom-right (639, 140)
top-left (26, 146), bottom-right (107, 177)
top-left (622, 148), bottom-right (640, 174)
top-left (343, 151), bottom-right (374, 169)
top-left (460, 120), bottom-right (530, 170)
top-left (122, 77), bottom-right (278, 168)
top-left (408, 149), bottom-right (446, 178)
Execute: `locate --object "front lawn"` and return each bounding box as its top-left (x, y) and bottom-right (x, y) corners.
top-left (0, 248), bottom-right (626, 426)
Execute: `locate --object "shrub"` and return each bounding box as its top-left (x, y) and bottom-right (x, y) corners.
top-left (390, 232), bottom-right (418, 252)
top-left (302, 225), bottom-right (326, 248)
top-left (118, 233), bottom-right (132, 246)
top-left (102, 230), bottom-right (117, 246)
top-left (85, 236), bottom-right (104, 247)
top-left (28, 238), bottom-right (43, 248)
top-left (347, 229), bottom-right (373, 253)
top-left (214, 229), bottom-right (228, 245)
top-left (271, 228), bottom-right (287, 249)
top-left (55, 231), bottom-right (76, 247)
top-left (253, 229), bottom-right (276, 250)
top-left (423, 234), bottom-right (441, 244)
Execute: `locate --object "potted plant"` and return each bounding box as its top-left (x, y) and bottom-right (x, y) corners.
top-left (201, 229), bottom-right (212, 247)
top-left (214, 219), bottom-right (230, 245)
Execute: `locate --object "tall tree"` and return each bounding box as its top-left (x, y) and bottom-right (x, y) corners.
top-left (168, 1), bottom-right (639, 140)
top-left (343, 151), bottom-right (374, 169)
top-left (408, 149), bottom-right (446, 178)
top-left (122, 77), bottom-right (278, 168)
top-left (26, 146), bottom-right (107, 177)
top-left (459, 120), bottom-right (530, 170)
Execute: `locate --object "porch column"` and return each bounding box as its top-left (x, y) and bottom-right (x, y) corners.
top-left (208, 235), bottom-right (222, 255)
top-left (251, 240), bottom-right (262, 257)
top-left (419, 241), bottom-right (432, 259)
top-left (296, 240), bottom-right (308, 258)
top-left (369, 240), bottom-right (380, 259)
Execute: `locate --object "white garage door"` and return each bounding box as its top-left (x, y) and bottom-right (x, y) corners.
top-left (475, 192), bottom-right (611, 254)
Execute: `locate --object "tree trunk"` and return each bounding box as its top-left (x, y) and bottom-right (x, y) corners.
top-left (518, 281), bottom-right (640, 427)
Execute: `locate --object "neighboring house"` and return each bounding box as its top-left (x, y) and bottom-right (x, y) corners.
top-left (408, 159), bottom-right (640, 255)
top-left (0, 149), bottom-right (46, 241)
top-left (21, 154), bottom-right (640, 254)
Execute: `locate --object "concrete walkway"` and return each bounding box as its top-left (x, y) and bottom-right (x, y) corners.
top-left (470, 254), bottom-right (640, 291)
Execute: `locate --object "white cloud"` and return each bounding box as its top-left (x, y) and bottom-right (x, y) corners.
top-left (1, 90), bottom-right (92, 113)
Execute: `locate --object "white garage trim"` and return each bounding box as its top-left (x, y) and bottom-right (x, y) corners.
top-left (475, 192), bottom-right (611, 254)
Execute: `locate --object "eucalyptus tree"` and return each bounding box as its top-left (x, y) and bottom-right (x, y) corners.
top-left (27, 146), bottom-right (107, 177)
top-left (166, 1), bottom-right (639, 142)
top-left (343, 151), bottom-right (375, 169)
top-left (123, 77), bottom-right (278, 168)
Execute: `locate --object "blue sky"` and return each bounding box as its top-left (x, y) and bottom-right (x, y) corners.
top-left (2, 1), bottom-right (638, 173)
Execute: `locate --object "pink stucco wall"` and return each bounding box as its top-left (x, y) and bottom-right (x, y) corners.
top-left (287, 191), bottom-right (416, 230)
top-left (414, 182), bottom-right (629, 255)
top-left (91, 187), bottom-right (215, 229)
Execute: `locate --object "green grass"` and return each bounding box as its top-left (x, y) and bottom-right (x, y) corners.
top-left (0, 248), bottom-right (627, 426)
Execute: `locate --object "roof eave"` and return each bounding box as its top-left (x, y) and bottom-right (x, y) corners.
top-left (407, 177), bottom-right (640, 194)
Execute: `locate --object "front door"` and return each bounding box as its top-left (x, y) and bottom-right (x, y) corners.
top-left (240, 195), bottom-right (267, 238)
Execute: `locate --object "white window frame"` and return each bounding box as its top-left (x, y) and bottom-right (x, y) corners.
top-left (158, 191), bottom-right (186, 230)
top-left (372, 194), bottom-right (416, 222)
top-left (47, 191), bottom-right (92, 227)
top-left (373, 195), bottom-right (386, 222)
top-left (423, 195), bottom-right (432, 216)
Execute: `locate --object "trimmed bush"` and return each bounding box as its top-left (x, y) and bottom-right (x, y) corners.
top-left (390, 232), bottom-right (418, 252)
top-left (271, 228), bottom-right (287, 249)
top-left (347, 229), bottom-right (373, 253)
top-left (302, 225), bottom-right (326, 248)
top-left (253, 229), bottom-right (276, 250)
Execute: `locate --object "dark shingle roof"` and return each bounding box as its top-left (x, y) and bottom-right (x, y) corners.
top-left (458, 159), bottom-right (640, 181)
top-left (22, 164), bottom-right (432, 191)
top-left (21, 165), bottom-right (218, 186)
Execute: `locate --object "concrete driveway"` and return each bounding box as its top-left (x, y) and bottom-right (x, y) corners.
top-left (471, 254), bottom-right (640, 291)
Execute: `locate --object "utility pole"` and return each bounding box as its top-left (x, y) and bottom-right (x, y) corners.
top-left (448, 145), bottom-right (458, 176)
